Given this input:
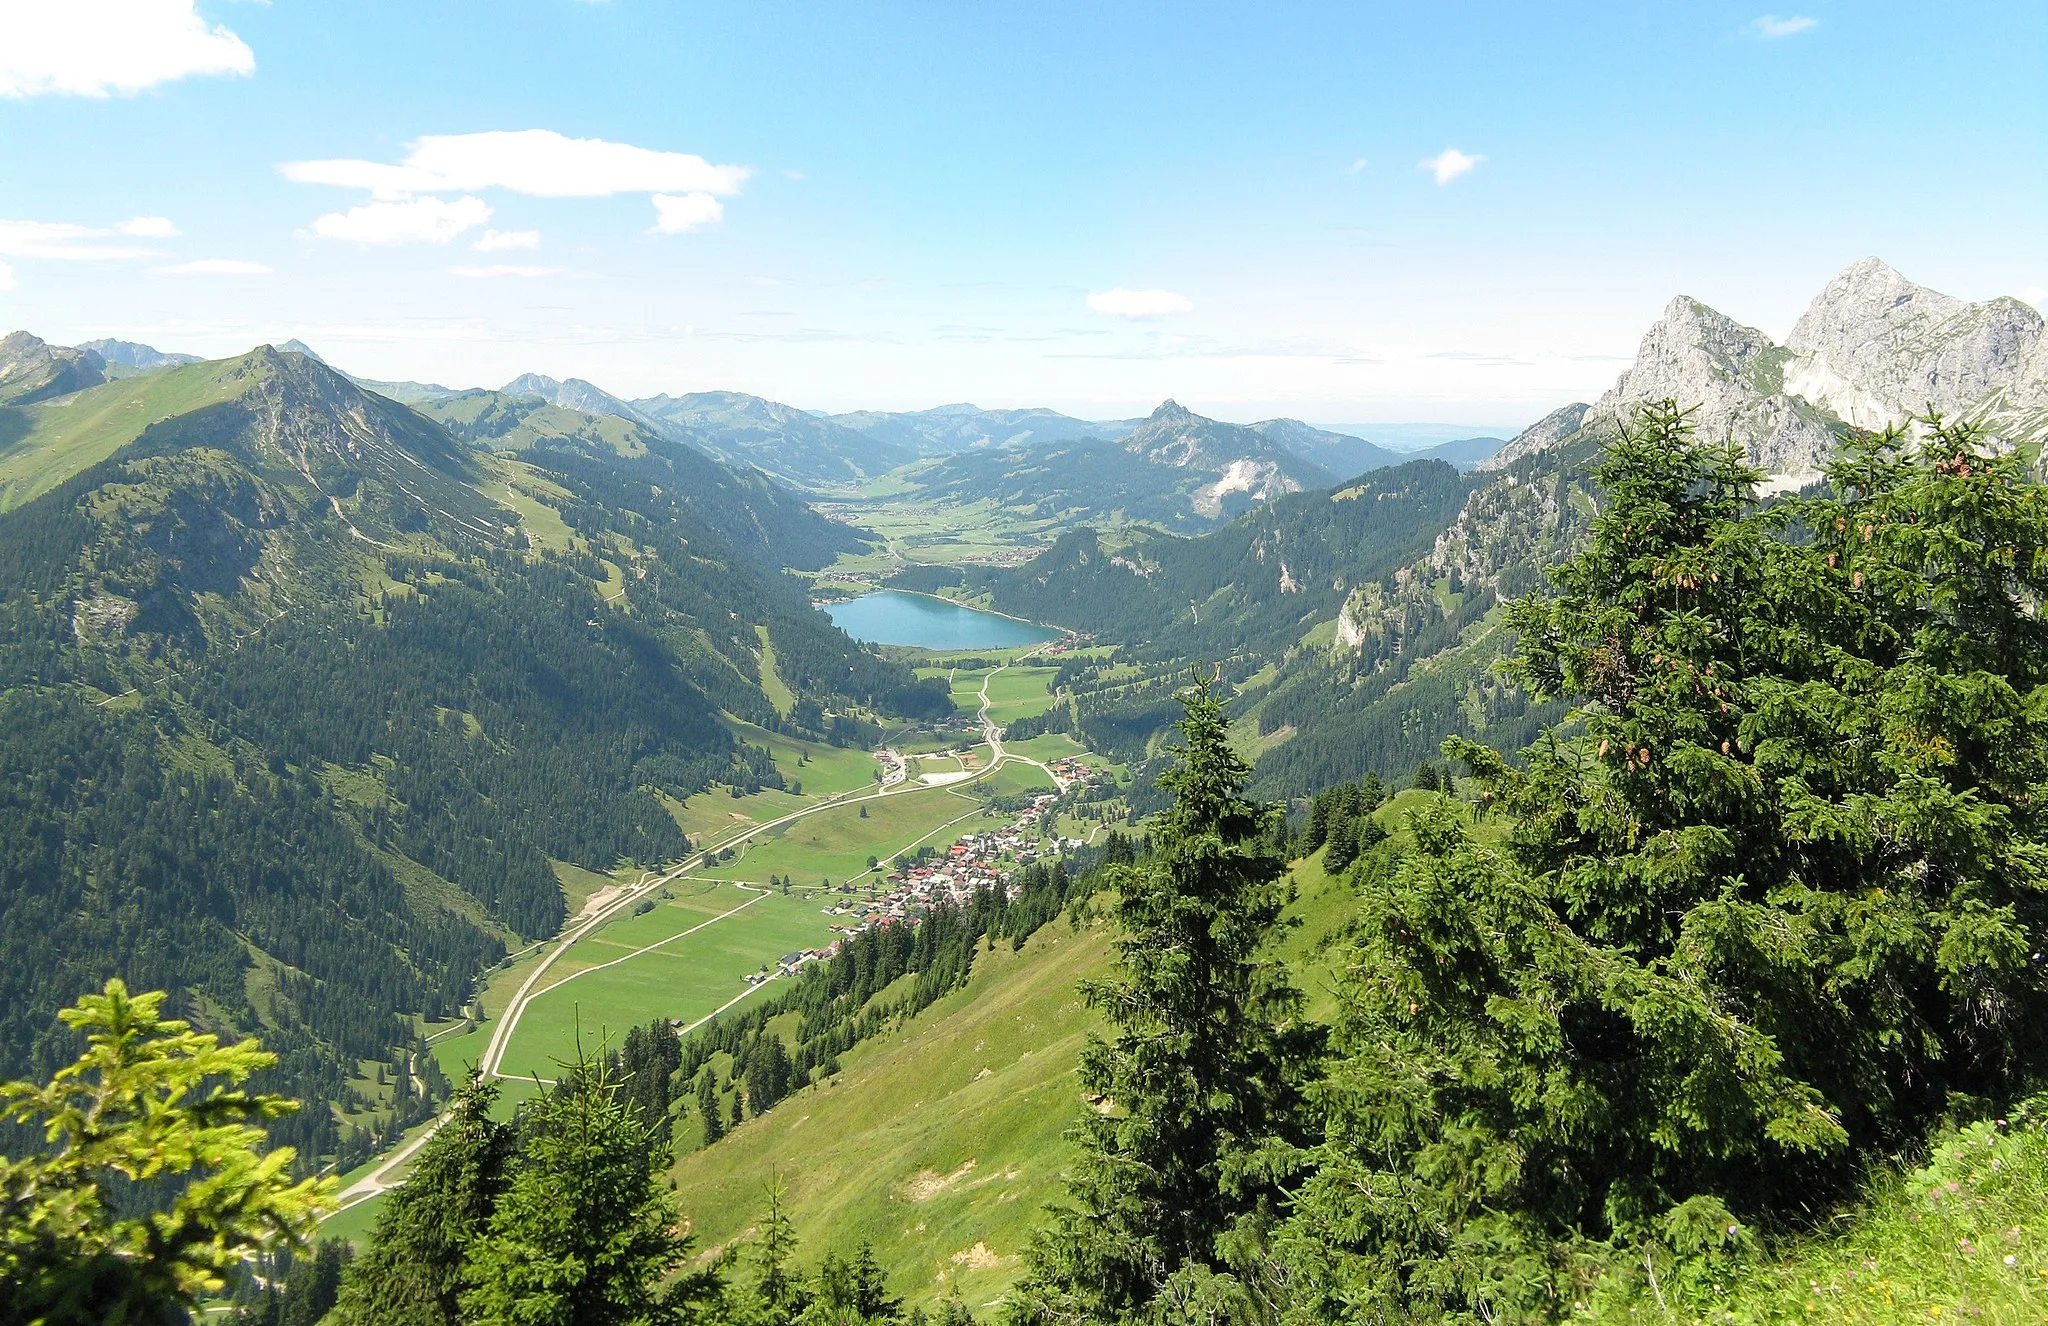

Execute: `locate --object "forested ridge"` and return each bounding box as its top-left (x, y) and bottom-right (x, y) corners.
top-left (0, 348), bottom-right (939, 1171)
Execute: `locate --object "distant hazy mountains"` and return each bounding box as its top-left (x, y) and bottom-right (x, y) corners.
top-left (1487, 257), bottom-right (2048, 484)
top-left (828, 403), bottom-right (1116, 456)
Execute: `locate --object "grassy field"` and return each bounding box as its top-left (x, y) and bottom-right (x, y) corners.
top-left (754, 626), bottom-right (795, 716)
top-left (980, 762), bottom-right (1056, 798)
top-left (982, 667), bottom-right (1060, 724)
top-left (497, 882), bottom-right (844, 1082)
top-left (698, 785), bottom-right (990, 886)
top-left (667, 719), bottom-right (880, 850)
top-left (0, 356), bottom-right (256, 510)
top-left (1004, 733), bottom-right (1118, 773)
top-left (947, 667), bottom-right (993, 713)
top-left (1585, 1106), bottom-right (2048, 1323)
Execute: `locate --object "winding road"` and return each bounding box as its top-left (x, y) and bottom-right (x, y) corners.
top-left (330, 644), bottom-right (1067, 1212)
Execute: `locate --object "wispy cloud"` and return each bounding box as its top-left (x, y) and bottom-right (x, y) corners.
top-left (1344, 157), bottom-right (1369, 174)
top-left (1742, 14), bottom-right (1819, 38)
top-left (473, 228), bottom-right (540, 252)
top-left (446, 264), bottom-right (564, 279)
top-left (305, 197), bottom-right (492, 245)
top-left (0, 0), bottom-right (254, 99)
top-left (1087, 288), bottom-right (1194, 319)
top-left (283, 130), bottom-right (750, 200)
top-left (0, 216), bottom-right (177, 260)
top-left (1419, 148), bottom-right (1483, 185)
top-left (155, 258), bottom-right (271, 276)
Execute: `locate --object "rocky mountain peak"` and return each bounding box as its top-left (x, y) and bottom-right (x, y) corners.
top-left (0, 330), bottom-right (108, 405)
top-left (79, 338), bottom-right (202, 371)
top-left (1787, 257), bottom-right (1964, 361)
top-left (502, 372), bottom-right (563, 399)
top-left (1148, 398), bottom-right (1195, 423)
top-left (1785, 257), bottom-right (2043, 422)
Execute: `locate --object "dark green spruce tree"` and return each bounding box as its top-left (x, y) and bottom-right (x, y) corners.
top-left (1272, 405), bottom-right (2048, 1320)
top-left (330, 1070), bottom-right (515, 1326)
top-left (1009, 678), bottom-right (1315, 1323)
top-left (459, 1054), bottom-right (718, 1326)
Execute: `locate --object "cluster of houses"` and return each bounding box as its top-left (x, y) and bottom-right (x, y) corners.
top-left (743, 767), bottom-right (1103, 985)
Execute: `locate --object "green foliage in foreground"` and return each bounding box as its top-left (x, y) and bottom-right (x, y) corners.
top-left (0, 980), bottom-right (333, 1323)
top-left (1009, 681), bottom-right (1317, 1323)
top-left (997, 405), bottom-right (2048, 1323)
top-left (1587, 1101), bottom-right (2048, 1323)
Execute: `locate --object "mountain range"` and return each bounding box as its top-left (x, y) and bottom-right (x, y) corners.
top-left (0, 337), bottom-right (942, 1171)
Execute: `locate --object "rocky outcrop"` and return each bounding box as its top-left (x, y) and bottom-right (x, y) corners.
top-left (1785, 257), bottom-right (2045, 422)
top-left (1583, 296), bottom-right (1840, 482)
top-left (1480, 402), bottom-right (1587, 472)
top-left (1119, 400), bottom-right (1331, 518)
top-left (1479, 260), bottom-right (2048, 484)
top-left (0, 330), bottom-right (106, 405)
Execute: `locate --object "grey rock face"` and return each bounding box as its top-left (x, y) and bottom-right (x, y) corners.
top-left (1785, 257), bottom-right (2045, 423)
top-left (0, 330), bottom-right (107, 405)
top-left (1480, 402), bottom-right (1588, 472)
top-left (1582, 295), bottom-right (1839, 481)
top-left (1117, 400), bottom-right (1333, 518)
top-left (1480, 260), bottom-right (2048, 482)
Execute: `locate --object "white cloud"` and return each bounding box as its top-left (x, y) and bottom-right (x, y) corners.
top-left (1743, 14), bottom-right (1819, 38)
top-left (281, 130), bottom-right (751, 201)
top-left (649, 192), bottom-right (724, 234)
top-left (0, 216), bottom-right (175, 260)
top-left (0, 0), bottom-right (254, 98)
top-left (473, 228), bottom-right (540, 252)
top-left (0, 261), bottom-right (14, 291)
top-left (1420, 148), bottom-right (1484, 185)
top-left (1086, 288), bottom-right (1194, 319)
top-left (447, 264), bottom-right (563, 279)
top-left (155, 258), bottom-right (271, 275)
top-left (306, 196), bottom-right (492, 245)
top-left (113, 216), bottom-right (180, 238)
top-left (1344, 157), bottom-right (1369, 174)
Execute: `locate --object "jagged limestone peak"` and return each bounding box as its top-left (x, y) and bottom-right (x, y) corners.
top-left (1786, 257), bottom-right (2043, 421)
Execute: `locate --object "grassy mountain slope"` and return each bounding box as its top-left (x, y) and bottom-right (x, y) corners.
top-left (0, 345), bottom-right (933, 1172)
top-left (667, 842), bottom-right (1368, 1312)
top-left (410, 386), bottom-right (871, 572)
top-left (0, 353), bottom-right (264, 510)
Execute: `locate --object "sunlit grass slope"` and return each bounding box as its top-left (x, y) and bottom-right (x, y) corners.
top-left (669, 918), bottom-right (1110, 1315)
top-left (667, 841), bottom-right (1367, 1314)
top-left (0, 355), bottom-right (261, 509)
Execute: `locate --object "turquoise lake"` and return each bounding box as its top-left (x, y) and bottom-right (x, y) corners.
top-left (822, 591), bottom-right (1059, 649)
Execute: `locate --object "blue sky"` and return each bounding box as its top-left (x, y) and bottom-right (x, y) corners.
top-left (1, 2), bottom-right (2041, 428)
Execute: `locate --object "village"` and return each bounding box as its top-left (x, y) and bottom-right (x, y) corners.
top-left (750, 754), bottom-right (1098, 983)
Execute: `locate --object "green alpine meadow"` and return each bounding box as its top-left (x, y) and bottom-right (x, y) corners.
top-left (4, 4), bottom-right (2046, 1322)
